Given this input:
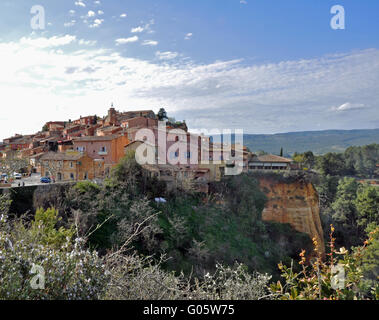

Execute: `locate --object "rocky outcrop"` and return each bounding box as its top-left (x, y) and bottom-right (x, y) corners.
top-left (258, 177), bottom-right (325, 255)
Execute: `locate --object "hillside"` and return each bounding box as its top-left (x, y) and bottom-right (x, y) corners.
top-left (243, 129), bottom-right (379, 155)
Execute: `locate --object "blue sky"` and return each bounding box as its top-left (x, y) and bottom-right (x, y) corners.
top-left (0, 0), bottom-right (378, 139)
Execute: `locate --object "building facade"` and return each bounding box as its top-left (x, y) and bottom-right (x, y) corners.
top-left (40, 151), bottom-right (104, 181)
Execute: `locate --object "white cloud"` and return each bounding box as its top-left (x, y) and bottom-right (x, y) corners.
top-left (185, 33), bottom-right (193, 40)
top-left (115, 36), bottom-right (139, 45)
top-left (69, 9), bottom-right (76, 15)
top-left (75, 1), bottom-right (86, 7)
top-left (78, 39), bottom-right (97, 46)
top-left (19, 35), bottom-right (77, 48)
top-left (145, 19), bottom-right (155, 34)
top-left (87, 10), bottom-right (96, 17)
top-left (64, 20), bottom-right (76, 28)
top-left (240, 0), bottom-right (247, 4)
top-left (131, 26), bottom-right (144, 33)
top-left (0, 37), bottom-right (378, 139)
top-left (331, 102), bottom-right (365, 112)
top-left (98, 10), bottom-right (104, 15)
top-left (94, 0), bottom-right (101, 5)
top-left (120, 13), bottom-right (127, 18)
top-left (142, 40), bottom-right (158, 46)
top-left (155, 51), bottom-right (179, 60)
top-left (89, 18), bottom-right (104, 28)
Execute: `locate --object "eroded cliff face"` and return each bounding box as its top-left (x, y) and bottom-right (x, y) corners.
top-left (258, 177), bottom-right (325, 255)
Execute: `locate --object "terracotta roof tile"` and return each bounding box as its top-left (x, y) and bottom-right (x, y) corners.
top-left (40, 152), bottom-right (84, 161)
top-left (252, 154), bottom-right (292, 163)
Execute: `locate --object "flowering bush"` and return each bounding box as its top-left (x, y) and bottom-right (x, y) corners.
top-left (0, 201), bottom-right (108, 300)
top-left (104, 252), bottom-right (271, 300)
top-left (270, 225), bottom-right (379, 300)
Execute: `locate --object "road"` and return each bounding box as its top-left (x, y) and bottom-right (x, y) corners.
top-left (11, 173), bottom-right (44, 188)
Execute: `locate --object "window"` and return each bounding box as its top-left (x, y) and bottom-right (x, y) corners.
top-left (186, 151), bottom-right (191, 159)
top-left (100, 146), bottom-right (107, 152)
top-left (70, 173), bottom-right (75, 180)
top-left (70, 162), bottom-right (73, 168)
top-left (170, 151), bottom-right (179, 159)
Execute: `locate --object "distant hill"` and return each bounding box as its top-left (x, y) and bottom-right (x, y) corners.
top-left (242, 129), bottom-right (379, 156)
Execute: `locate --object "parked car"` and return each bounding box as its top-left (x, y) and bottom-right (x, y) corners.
top-left (14, 173), bottom-right (22, 180)
top-left (40, 177), bottom-right (51, 184)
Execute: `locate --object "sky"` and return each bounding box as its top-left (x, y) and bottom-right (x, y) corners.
top-left (0, 0), bottom-right (378, 140)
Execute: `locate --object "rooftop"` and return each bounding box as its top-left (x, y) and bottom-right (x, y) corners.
top-left (73, 134), bottom-right (124, 141)
top-left (251, 154), bottom-right (293, 163)
top-left (40, 151), bottom-right (84, 161)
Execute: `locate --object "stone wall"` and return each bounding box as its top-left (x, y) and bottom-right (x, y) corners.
top-left (0, 183), bottom-right (73, 216)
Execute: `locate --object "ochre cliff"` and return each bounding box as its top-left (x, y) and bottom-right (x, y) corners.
top-left (258, 177), bottom-right (325, 255)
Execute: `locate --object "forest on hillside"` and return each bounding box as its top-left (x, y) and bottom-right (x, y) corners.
top-left (243, 129), bottom-right (379, 155)
top-left (293, 143), bottom-right (379, 178)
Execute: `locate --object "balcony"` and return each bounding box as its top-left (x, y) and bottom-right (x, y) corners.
top-left (98, 151), bottom-right (108, 155)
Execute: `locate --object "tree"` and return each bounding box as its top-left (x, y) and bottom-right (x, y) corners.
top-left (344, 144), bottom-right (379, 178)
top-left (0, 152), bottom-right (28, 178)
top-left (157, 108), bottom-right (168, 121)
top-left (316, 152), bottom-right (347, 176)
top-left (303, 151), bottom-right (315, 168)
top-left (331, 177), bottom-right (360, 247)
top-left (293, 151), bottom-right (315, 169)
top-left (355, 186), bottom-right (379, 229)
top-left (360, 224), bottom-right (379, 284)
top-left (279, 148), bottom-right (283, 157)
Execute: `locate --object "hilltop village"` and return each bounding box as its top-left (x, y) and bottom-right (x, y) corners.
top-left (0, 106), bottom-right (294, 191)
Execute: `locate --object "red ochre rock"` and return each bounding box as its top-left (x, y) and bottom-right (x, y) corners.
top-left (258, 177), bottom-right (325, 256)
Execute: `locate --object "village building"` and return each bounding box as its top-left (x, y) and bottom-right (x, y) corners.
top-left (72, 134), bottom-right (129, 174)
top-left (45, 121), bottom-right (66, 132)
top-left (7, 136), bottom-right (34, 151)
top-left (29, 152), bottom-right (46, 173)
top-left (96, 126), bottom-right (123, 136)
top-left (3, 134), bottom-right (24, 145)
top-left (120, 116), bottom-right (158, 130)
top-left (142, 163), bottom-right (210, 193)
top-left (57, 140), bottom-right (74, 152)
top-left (248, 154), bottom-right (293, 171)
top-left (104, 107), bottom-right (157, 127)
top-left (73, 115), bottom-right (97, 126)
top-left (40, 151), bottom-right (104, 181)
